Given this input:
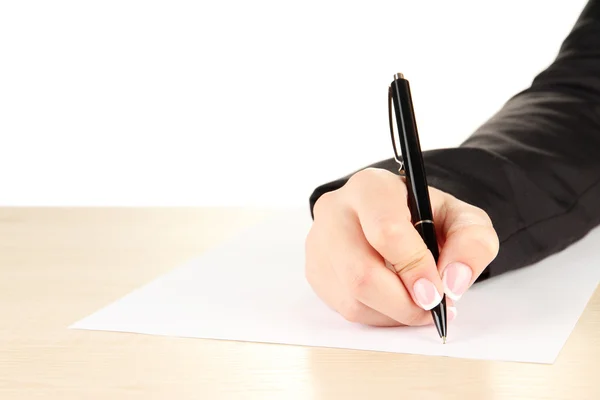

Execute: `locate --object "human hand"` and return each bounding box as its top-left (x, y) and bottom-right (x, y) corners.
top-left (305, 168), bottom-right (499, 326)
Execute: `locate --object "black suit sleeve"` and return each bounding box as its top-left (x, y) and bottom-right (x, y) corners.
top-left (309, 0), bottom-right (600, 282)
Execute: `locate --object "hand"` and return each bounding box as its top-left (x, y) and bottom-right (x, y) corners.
top-left (305, 168), bottom-right (499, 326)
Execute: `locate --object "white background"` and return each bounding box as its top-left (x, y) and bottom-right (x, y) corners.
top-left (0, 1), bottom-right (588, 206)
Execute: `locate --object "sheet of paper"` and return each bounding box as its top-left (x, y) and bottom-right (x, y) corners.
top-left (70, 209), bottom-right (599, 364)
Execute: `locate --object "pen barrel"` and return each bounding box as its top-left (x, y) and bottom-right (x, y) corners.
top-left (391, 78), bottom-right (438, 261)
top-left (415, 222), bottom-right (439, 261)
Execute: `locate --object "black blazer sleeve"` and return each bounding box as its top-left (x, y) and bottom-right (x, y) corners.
top-left (309, 0), bottom-right (600, 282)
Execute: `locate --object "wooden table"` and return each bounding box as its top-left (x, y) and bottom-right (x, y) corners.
top-left (1, 208), bottom-right (598, 399)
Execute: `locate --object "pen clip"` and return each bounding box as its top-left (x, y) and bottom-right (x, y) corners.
top-left (388, 85), bottom-right (405, 176)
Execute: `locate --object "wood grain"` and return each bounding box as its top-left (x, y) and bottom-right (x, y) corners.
top-left (0, 208), bottom-right (598, 400)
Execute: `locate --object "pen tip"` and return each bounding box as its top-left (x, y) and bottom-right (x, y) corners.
top-left (394, 72), bottom-right (405, 80)
top-left (442, 336), bottom-right (446, 344)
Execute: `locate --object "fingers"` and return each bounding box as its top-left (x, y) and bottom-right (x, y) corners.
top-left (344, 168), bottom-right (445, 311)
top-left (307, 167), bottom-right (478, 328)
top-left (305, 223), bottom-right (401, 327)
top-left (435, 193), bottom-right (500, 300)
top-left (308, 198), bottom-right (434, 326)
top-left (343, 239), bottom-right (434, 326)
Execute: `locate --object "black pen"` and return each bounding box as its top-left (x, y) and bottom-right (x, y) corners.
top-left (388, 73), bottom-right (447, 343)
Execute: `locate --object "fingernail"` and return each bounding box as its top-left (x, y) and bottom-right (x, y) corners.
top-left (447, 306), bottom-right (457, 322)
top-left (442, 262), bottom-right (473, 300)
top-left (413, 278), bottom-right (442, 310)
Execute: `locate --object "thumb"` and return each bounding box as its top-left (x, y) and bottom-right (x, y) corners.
top-left (436, 194), bottom-right (500, 300)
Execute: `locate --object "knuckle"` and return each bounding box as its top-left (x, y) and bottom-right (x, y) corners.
top-left (313, 191), bottom-right (336, 218)
top-left (452, 223), bottom-right (500, 262)
top-left (347, 168), bottom-right (387, 189)
top-left (351, 167), bottom-right (378, 181)
top-left (338, 299), bottom-right (364, 323)
top-left (393, 247), bottom-right (431, 275)
top-left (448, 204), bottom-right (495, 235)
top-left (455, 203), bottom-right (493, 227)
top-left (476, 225), bottom-right (500, 259)
top-left (348, 265), bottom-right (374, 297)
top-left (470, 205), bottom-right (494, 226)
top-left (370, 218), bottom-right (405, 249)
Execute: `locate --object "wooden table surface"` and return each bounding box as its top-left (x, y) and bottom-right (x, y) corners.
top-left (0, 208), bottom-right (598, 400)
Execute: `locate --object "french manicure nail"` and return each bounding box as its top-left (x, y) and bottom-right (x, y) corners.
top-left (413, 278), bottom-right (442, 310)
top-left (447, 306), bottom-right (457, 322)
top-left (442, 262), bottom-right (473, 300)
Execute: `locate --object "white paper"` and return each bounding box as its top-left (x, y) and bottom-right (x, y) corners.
top-left (71, 209), bottom-right (600, 364)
